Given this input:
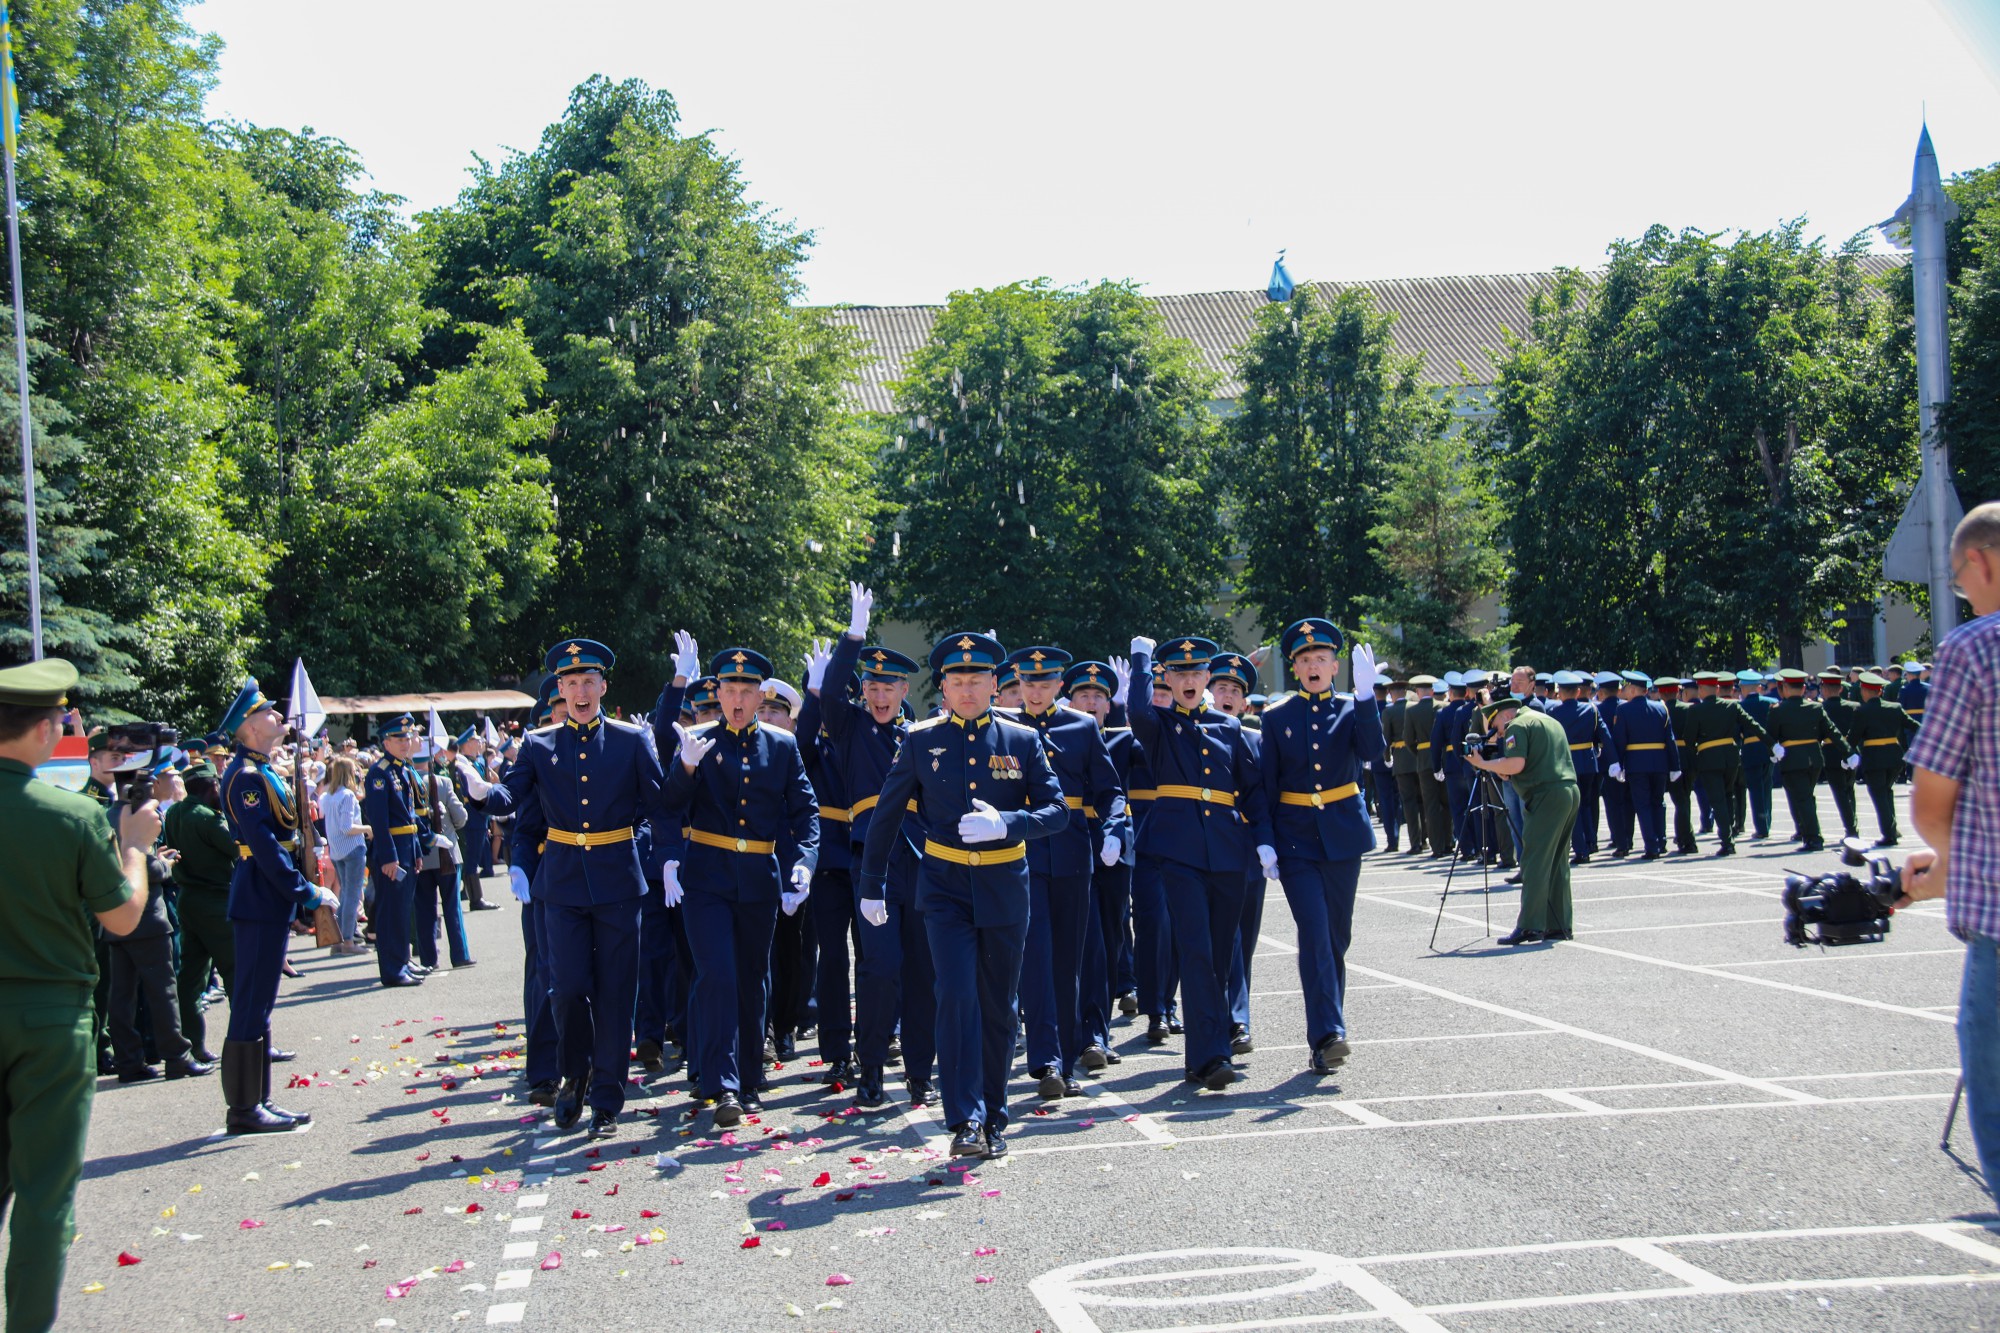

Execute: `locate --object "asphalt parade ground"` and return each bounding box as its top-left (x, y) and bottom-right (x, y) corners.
top-left (36, 784), bottom-right (2000, 1332)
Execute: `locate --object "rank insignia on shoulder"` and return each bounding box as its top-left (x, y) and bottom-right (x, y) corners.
top-left (242, 790), bottom-right (261, 806)
top-left (371, 777), bottom-right (384, 789)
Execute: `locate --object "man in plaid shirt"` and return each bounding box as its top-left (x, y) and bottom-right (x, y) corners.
top-left (1905, 502), bottom-right (2000, 1192)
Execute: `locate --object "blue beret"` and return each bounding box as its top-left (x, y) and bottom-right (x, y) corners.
top-left (856, 646), bottom-right (918, 682)
top-left (1063, 660), bottom-right (1116, 694)
top-left (1156, 636), bottom-right (1220, 669)
top-left (709, 647), bottom-right (772, 684)
top-left (929, 632), bottom-right (1006, 676)
top-left (1208, 653), bottom-right (1258, 690)
top-left (455, 726), bottom-right (478, 746)
top-left (216, 677), bottom-right (275, 737)
top-left (1005, 646), bottom-right (1071, 679)
top-left (1280, 618), bottom-right (1343, 659)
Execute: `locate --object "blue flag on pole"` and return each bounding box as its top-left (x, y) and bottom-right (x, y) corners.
top-left (1, 5), bottom-right (18, 163)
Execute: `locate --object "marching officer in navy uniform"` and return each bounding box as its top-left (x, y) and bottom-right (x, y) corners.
top-left (459, 639), bottom-right (670, 1137)
top-left (1737, 671), bottom-right (1777, 840)
top-left (1062, 659), bottom-right (1139, 1063)
top-left (857, 632), bottom-right (1067, 1160)
top-left (1592, 673), bottom-right (1633, 855)
top-left (1258, 620), bottom-right (1385, 1074)
top-left (1404, 676), bottom-right (1449, 857)
top-left (1605, 671), bottom-right (1680, 861)
top-left (363, 713), bottom-right (430, 988)
top-left (1206, 650), bottom-right (1267, 1057)
top-left (216, 679), bottom-right (338, 1133)
top-left (659, 646), bottom-right (818, 1127)
top-left (1431, 673), bottom-right (1478, 859)
top-left (795, 641), bottom-right (859, 1081)
top-left (1654, 678), bottom-right (1698, 854)
top-left (1127, 633), bottom-right (1274, 1093)
top-left (454, 726), bottom-right (497, 908)
top-left (815, 584), bottom-right (938, 1108)
top-left (1549, 671), bottom-right (1610, 864)
top-left (1115, 659), bottom-right (1181, 1043)
top-left (509, 678), bottom-right (562, 1106)
top-left (1006, 644), bottom-right (1125, 1099)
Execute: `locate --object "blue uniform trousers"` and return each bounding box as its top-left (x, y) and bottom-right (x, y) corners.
top-left (370, 866), bottom-right (416, 984)
top-left (1628, 771), bottom-right (1668, 856)
top-left (1278, 857), bottom-right (1361, 1047)
top-left (921, 886), bottom-right (1026, 1134)
top-left (1080, 860), bottom-right (1132, 1050)
top-left (769, 901), bottom-right (817, 1039)
top-left (1161, 863), bottom-right (1247, 1079)
top-left (544, 899), bottom-right (642, 1112)
top-left (224, 919), bottom-right (291, 1043)
top-left (1743, 759), bottom-right (1774, 838)
top-left (1375, 769), bottom-right (1401, 847)
top-left (1021, 871), bottom-right (1090, 1078)
top-left (412, 865), bottom-right (471, 968)
top-left (1130, 856), bottom-right (1178, 1020)
top-left (680, 893), bottom-right (777, 1100)
top-left (463, 811), bottom-right (494, 877)
top-left (853, 883), bottom-right (937, 1084)
top-left (520, 901), bottom-right (559, 1085)
top-left (634, 893), bottom-right (672, 1047)
top-left (1571, 772), bottom-right (1603, 857)
top-left (1227, 870), bottom-right (1265, 1032)
top-left (1604, 772), bottom-right (1635, 853)
top-left (810, 867), bottom-right (858, 1065)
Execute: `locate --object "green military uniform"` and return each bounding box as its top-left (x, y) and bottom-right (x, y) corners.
top-left (1851, 674), bottom-right (1915, 845)
top-left (1381, 687), bottom-right (1423, 853)
top-left (1658, 683), bottom-right (1698, 853)
top-left (1494, 699), bottom-right (1579, 941)
top-left (0, 661), bottom-right (135, 1333)
top-left (1404, 684), bottom-right (1450, 857)
top-left (81, 763), bottom-right (117, 1075)
top-left (1818, 673), bottom-right (1862, 839)
top-left (162, 761), bottom-right (237, 1061)
top-left (1768, 670), bottom-right (1853, 851)
top-left (1678, 683), bottom-right (1767, 856)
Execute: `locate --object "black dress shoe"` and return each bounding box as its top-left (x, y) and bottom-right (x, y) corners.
top-left (1101, 1047), bottom-right (1123, 1065)
top-left (165, 1055), bottom-right (215, 1079)
top-left (383, 972), bottom-right (424, 988)
top-left (468, 902), bottom-right (501, 912)
top-left (1639, 852), bottom-right (1661, 862)
top-left (1311, 1037), bottom-right (1351, 1075)
top-left (983, 1128), bottom-right (1009, 1159)
top-left (1117, 993), bottom-right (1139, 1018)
top-left (636, 1039), bottom-right (665, 1073)
top-left (1035, 1067), bottom-right (1065, 1100)
top-left (907, 1080), bottom-right (939, 1108)
top-left (855, 1067), bottom-right (887, 1107)
top-left (1079, 1044), bottom-right (1109, 1071)
top-left (528, 1080), bottom-right (559, 1107)
top-left (267, 1047), bottom-right (296, 1063)
top-left (773, 1032), bottom-right (797, 1061)
top-left (1145, 1018), bottom-right (1170, 1046)
top-left (1194, 1058), bottom-right (1237, 1091)
top-left (1497, 929), bottom-right (1544, 946)
top-left (1063, 1077), bottom-right (1084, 1097)
top-left (711, 1092), bottom-right (743, 1128)
top-left (1229, 1025), bottom-right (1254, 1056)
top-left (1877, 838), bottom-right (1899, 848)
top-left (821, 1058), bottom-right (857, 1085)
top-left (1610, 849), bottom-right (1629, 859)
top-left (949, 1123), bottom-right (985, 1157)
top-left (115, 1065), bottom-right (159, 1084)
top-left (553, 1077), bottom-right (586, 1130)
top-left (1504, 871), bottom-right (1524, 885)
top-left (1714, 846), bottom-right (1735, 857)
top-left (886, 1037), bottom-right (903, 1066)
top-left (589, 1108), bottom-right (618, 1137)
top-left (191, 1048), bottom-right (218, 1065)
top-left (1168, 1014), bottom-right (1184, 1035)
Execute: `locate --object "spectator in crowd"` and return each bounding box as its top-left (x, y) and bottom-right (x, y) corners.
top-left (319, 757), bottom-right (371, 955)
top-left (413, 753), bottom-right (474, 971)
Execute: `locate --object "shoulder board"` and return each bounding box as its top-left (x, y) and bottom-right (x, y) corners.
top-left (530, 723), bottom-right (562, 736)
top-left (1058, 704), bottom-right (1094, 721)
top-left (1103, 725), bottom-right (1132, 733)
top-left (688, 721), bottom-right (723, 735)
top-left (1262, 694), bottom-right (1300, 714)
top-left (604, 718), bottom-right (644, 735)
top-left (993, 714), bottom-right (1038, 733)
top-left (906, 714), bottom-right (951, 733)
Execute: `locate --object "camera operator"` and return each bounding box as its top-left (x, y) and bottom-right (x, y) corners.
top-left (1464, 693), bottom-right (1580, 946)
top-left (1901, 501), bottom-right (2000, 1192)
top-left (0, 659), bottom-right (156, 1332)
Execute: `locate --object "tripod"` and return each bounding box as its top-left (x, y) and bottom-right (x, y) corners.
top-left (1428, 771), bottom-right (1510, 950)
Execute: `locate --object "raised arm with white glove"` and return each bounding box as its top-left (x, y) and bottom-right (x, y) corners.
top-left (1350, 642), bottom-right (1380, 695)
top-left (847, 582), bottom-right (873, 640)
top-left (1111, 657), bottom-right (1132, 708)
top-left (671, 629), bottom-right (701, 684)
top-left (958, 799), bottom-right (1007, 844)
top-left (804, 638), bottom-right (832, 694)
top-left (661, 861), bottom-right (684, 908)
top-left (673, 721), bottom-right (717, 774)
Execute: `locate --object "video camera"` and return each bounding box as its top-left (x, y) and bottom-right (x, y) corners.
top-left (101, 722), bottom-right (180, 810)
top-left (1464, 729), bottom-right (1503, 762)
top-left (1781, 836), bottom-right (1900, 947)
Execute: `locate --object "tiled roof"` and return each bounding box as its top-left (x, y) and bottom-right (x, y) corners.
top-left (822, 257), bottom-right (1906, 414)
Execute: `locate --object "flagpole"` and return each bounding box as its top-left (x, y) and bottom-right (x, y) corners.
top-left (3, 8), bottom-right (39, 659)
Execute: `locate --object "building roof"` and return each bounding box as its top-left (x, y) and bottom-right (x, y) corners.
top-left (823, 258), bottom-right (1906, 414)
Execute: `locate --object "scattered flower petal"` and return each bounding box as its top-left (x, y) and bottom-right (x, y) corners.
top-left (539, 1252), bottom-right (563, 1271)
top-left (740, 1236), bottom-right (761, 1250)
top-left (825, 1272), bottom-right (853, 1286)
top-left (116, 1252), bottom-right (142, 1267)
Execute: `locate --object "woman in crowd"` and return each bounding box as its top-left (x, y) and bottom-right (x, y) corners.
top-left (319, 756), bottom-right (371, 955)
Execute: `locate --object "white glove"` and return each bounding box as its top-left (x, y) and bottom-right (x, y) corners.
top-left (509, 867), bottom-right (531, 903)
top-left (1362, 761), bottom-right (1373, 771)
top-left (781, 886), bottom-right (808, 916)
top-left (1130, 636), bottom-right (1156, 658)
top-left (1111, 657), bottom-right (1132, 707)
top-left (1100, 834), bottom-right (1121, 867)
top-left (957, 798), bottom-right (1007, 844)
top-left (673, 721), bottom-right (716, 773)
top-left (1771, 743), bottom-right (1785, 761)
top-left (304, 883), bottom-right (337, 911)
top-left (1351, 642), bottom-right (1380, 694)
top-left (672, 629), bottom-right (701, 683)
top-left (791, 863), bottom-right (812, 891)
top-left (847, 581), bottom-right (873, 639)
top-left (1257, 844), bottom-right (1280, 881)
top-left (1844, 753), bottom-right (1861, 771)
top-left (804, 638), bottom-right (832, 692)
top-left (456, 756), bottom-right (491, 800)
top-left (661, 860), bottom-right (684, 908)
top-left (860, 897), bottom-right (889, 927)
top-left (1434, 772), bottom-right (1446, 783)
top-left (1608, 763), bottom-right (1626, 782)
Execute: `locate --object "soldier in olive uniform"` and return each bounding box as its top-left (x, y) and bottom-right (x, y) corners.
top-left (1404, 678), bottom-right (1449, 857)
top-left (1464, 694), bottom-right (1578, 945)
top-left (1767, 668), bottom-right (1855, 851)
top-left (1655, 678), bottom-right (1699, 854)
top-left (0, 660), bottom-right (155, 1333)
top-left (1737, 671), bottom-right (1777, 840)
top-left (1850, 673), bottom-right (1914, 846)
top-left (1383, 676), bottom-right (1423, 854)
top-left (163, 759), bottom-right (237, 1063)
top-left (1679, 673), bottom-right (1767, 857)
top-left (1816, 669), bottom-right (1863, 840)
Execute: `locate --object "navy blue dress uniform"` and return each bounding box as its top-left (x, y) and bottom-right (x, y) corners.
top-left (1548, 672), bottom-right (1611, 863)
top-left (1128, 636), bottom-right (1273, 1091)
top-left (1257, 619), bottom-right (1383, 1073)
top-left (1737, 672), bottom-right (1777, 839)
top-left (1592, 673), bottom-right (1634, 853)
top-left (1124, 663), bottom-right (1181, 1040)
top-left (1367, 679), bottom-right (1402, 850)
top-left (510, 679), bottom-right (561, 1104)
top-left (1431, 675), bottom-right (1480, 856)
top-left (362, 713), bottom-right (430, 988)
top-left (216, 679), bottom-right (334, 1133)
top-left (659, 648), bottom-right (818, 1123)
top-left (1209, 653), bottom-right (1267, 1053)
top-left (1606, 673), bottom-right (1681, 860)
top-left (795, 667), bottom-right (861, 1083)
top-left (821, 634), bottom-right (937, 1105)
top-left (1064, 661), bottom-right (1138, 1061)
top-left (468, 639), bottom-right (670, 1135)
top-left (1005, 647), bottom-right (1125, 1097)
top-left (857, 633), bottom-right (1068, 1156)
top-left (454, 726), bottom-right (495, 893)
top-left (1655, 679), bottom-right (1699, 853)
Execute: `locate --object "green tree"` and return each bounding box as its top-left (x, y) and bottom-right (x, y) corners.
top-left (875, 280), bottom-right (1228, 656)
top-left (419, 76), bottom-right (876, 703)
top-left (1491, 224), bottom-right (1906, 669)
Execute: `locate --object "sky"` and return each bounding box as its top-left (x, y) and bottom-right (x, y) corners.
top-left (183, 0), bottom-right (2000, 308)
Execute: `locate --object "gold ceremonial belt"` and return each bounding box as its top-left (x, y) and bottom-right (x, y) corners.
top-left (685, 829), bottom-right (775, 855)
top-left (1415, 742), bottom-right (1432, 749)
top-left (387, 824), bottom-right (419, 835)
top-left (1154, 784), bottom-right (1236, 807)
top-left (1696, 739), bottom-right (1737, 752)
top-left (1278, 784), bottom-right (1361, 808)
top-left (1862, 737), bottom-right (1901, 747)
top-left (1391, 741), bottom-right (1408, 749)
top-left (1126, 789), bottom-right (1158, 802)
top-left (922, 839), bottom-right (1025, 867)
top-left (237, 841), bottom-right (298, 859)
top-left (546, 826), bottom-right (636, 849)
top-left (1568, 743), bottom-right (1593, 751)
top-left (1063, 796), bottom-right (1101, 818)
top-left (819, 805), bottom-right (852, 823)
top-left (1625, 743), bottom-right (1666, 751)
top-left (848, 796), bottom-right (921, 817)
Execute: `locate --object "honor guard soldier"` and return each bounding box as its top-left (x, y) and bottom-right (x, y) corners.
top-left (509, 678), bottom-right (562, 1106)
top-left (1817, 669), bottom-right (1864, 840)
top-left (363, 713), bottom-right (430, 989)
top-left (795, 642), bottom-right (860, 1084)
top-left (1007, 645), bottom-right (1125, 1099)
top-left (857, 632), bottom-right (1068, 1160)
top-left (1767, 668), bottom-right (1854, 851)
top-left (1593, 673), bottom-right (1633, 856)
top-left (1431, 673), bottom-right (1476, 857)
top-left (1680, 673), bottom-right (1767, 856)
top-left (1549, 671), bottom-right (1610, 864)
top-left (816, 585), bottom-right (938, 1108)
top-left (1405, 676), bottom-right (1449, 856)
top-left (1381, 675), bottom-right (1418, 854)
top-left (1737, 671), bottom-right (1777, 840)
top-left (217, 679), bottom-right (337, 1132)
top-left (1127, 634), bottom-right (1275, 1092)
top-left (660, 647), bottom-right (818, 1126)
top-left (1851, 673), bottom-right (1915, 845)
top-left (460, 639), bottom-right (671, 1137)
top-left (1116, 659), bottom-right (1182, 1043)
top-left (1258, 620), bottom-right (1385, 1073)
top-left (454, 726), bottom-right (497, 907)
top-left (1605, 672), bottom-right (1680, 860)
top-left (1207, 650), bottom-right (1267, 1057)
top-left (1062, 660), bottom-right (1139, 1063)
top-left (1655, 678), bottom-right (1699, 854)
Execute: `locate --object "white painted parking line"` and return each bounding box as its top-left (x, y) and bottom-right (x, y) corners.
top-left (1257, 933), bottom-right (1299, 955)
top-left (500, 1241), bottom-right (537, 1261)
top-left (1576, 917), bottom-right (1783, 935)
top-left (1697, 947), bottom-right (1962, 968)
top-left (1540, 1089), bottom-right (1608, 1112)
top-left (1614, 1239), bottom-right (1735, 1293)
top-left (1088, 1083), bottom-right (1177, 1144)
top-left (484, 1302), bottom-right (526, 1325)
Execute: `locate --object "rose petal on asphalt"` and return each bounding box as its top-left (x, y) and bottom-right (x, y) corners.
top-left (116, 1252), bottom-right (141, 1267)
top-left (825, 1273), bottom-right (853, 1285)
top-left (740, 1236), bottom-right (761, 1250)
top-left (539, 1252), bottom-right (563, 1271)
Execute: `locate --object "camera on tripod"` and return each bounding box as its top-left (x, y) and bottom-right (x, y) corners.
top-left (1464, 729), bottom-right (1503, 762)
top-left (1782, 836), bottom-right (1900, 947)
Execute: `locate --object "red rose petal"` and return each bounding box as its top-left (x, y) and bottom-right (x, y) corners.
top-left (740, 1236), bottom-right (761, 1249)
top-left (812, 1172), bottom-right (831, 1187)
top-left (116, 1251), bottom-right (142, 1267)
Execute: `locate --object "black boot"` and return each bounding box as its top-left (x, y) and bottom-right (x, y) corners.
top-left (223, 1041), bottom-right (295, 1134)
top-left (553, 1076), bottom-right (586, 1130)
top-left (259, 1036), bottom-right (310, 1125)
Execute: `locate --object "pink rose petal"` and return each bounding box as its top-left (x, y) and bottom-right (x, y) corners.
top-left (540, 1252), bottom-right (563, 1271)
top-left (825, 1272), bottom-right (854, 1286)
top-left (973, 1246), bottom-right (997, 1256)
top-left (975, 1274), bottom-right (996, 1284)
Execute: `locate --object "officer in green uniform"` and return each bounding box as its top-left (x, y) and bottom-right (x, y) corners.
top-left (1679, 672), bottom-right (1767, 857)
top-left (1382, 676), bottom-right (1423, 854)
top-left (162, 758), bottom-right (238, 1063)
top-left (1768, 668), bottom-right (1853, 851)
top-left (1850, 673), bottom-right (1914, 846)
top-left (1815, 668), bottom-right (1862, 840)
top-left (0, 659), bottom-right (153, 1333)
top-left (1403, 677), bottom-right (1450, 857)
top-left (1655, 678), bottom-right (1699, 854)
top-left (1464, 694), bottom-right (1578, 945)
